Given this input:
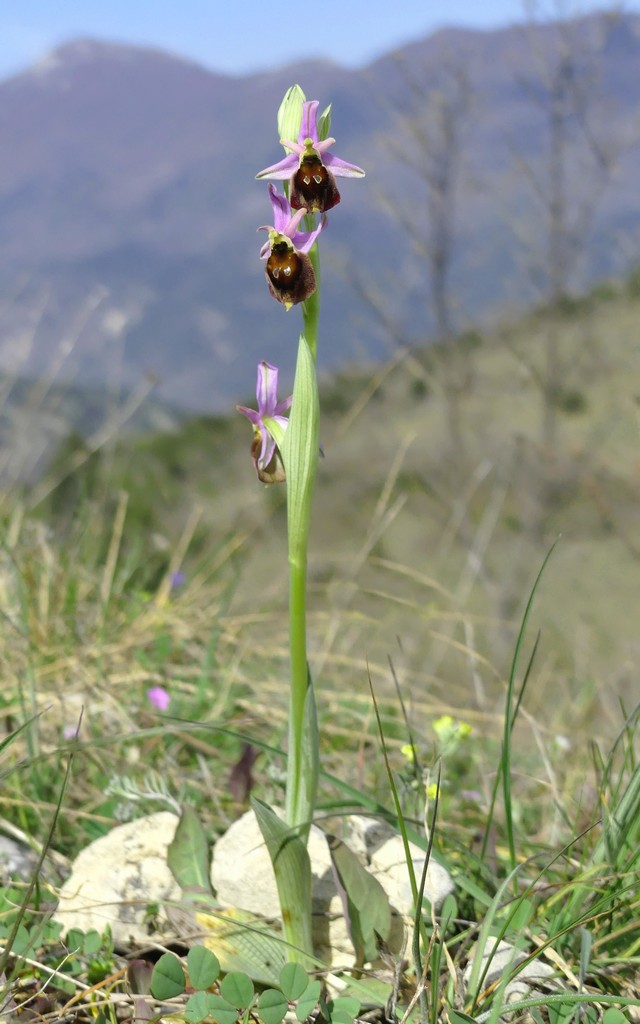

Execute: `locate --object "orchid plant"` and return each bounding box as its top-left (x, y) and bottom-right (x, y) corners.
top-left (237, 86), bottom-right (364, 963)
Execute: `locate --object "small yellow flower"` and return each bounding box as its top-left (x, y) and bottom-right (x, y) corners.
top-left (400, 743), bottom-right (416, 764)
top-left (433, 715), bottom-right (472, 753)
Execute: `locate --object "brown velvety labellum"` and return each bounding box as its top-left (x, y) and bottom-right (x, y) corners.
top-left (290, 155), bottom-right (340, 212)
top-left (265, 241), bottom-right (316, 306)
top-left (266, 243), bottom-right (303, 292)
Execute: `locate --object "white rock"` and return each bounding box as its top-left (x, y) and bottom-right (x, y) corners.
top-left (345, 815), bottom-right (394, 860)
top-left (54, 812), bottom-right (181, 946)
top-left (369, 834), bottom-right (455, 913)
top-left (464, 939), bottom-right (557, 1004)
top-left (211, 808), bottom-right (334, 920)
top-left (0, 835), bottom-right (38, 883)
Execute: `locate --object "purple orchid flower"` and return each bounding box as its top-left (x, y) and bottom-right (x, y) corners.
top-left (236, 360), bottom-right (292, 484)
top-left (258, 184), bottom-right (325, 308)
top-left (256, 100), bottom-right (365, 213)
top-left (258, 184), bottom-right (324, 259)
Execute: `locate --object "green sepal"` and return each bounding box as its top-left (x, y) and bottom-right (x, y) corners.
top-left (262, 415), bottom-right (286, 451)
top-left (277, 85), bottom-right (306, 148)
top-left (317, 104), bottom-right (332, 141)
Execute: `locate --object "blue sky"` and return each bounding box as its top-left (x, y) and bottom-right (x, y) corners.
top-left (0, 1), bottom-right (636, 80)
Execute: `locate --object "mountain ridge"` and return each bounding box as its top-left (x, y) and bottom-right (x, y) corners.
top-left (0, 11), bottom-right (638, 411)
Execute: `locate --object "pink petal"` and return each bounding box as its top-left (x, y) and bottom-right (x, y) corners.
top-left (293, 215), bottom-right (327, 254)
top-left (258, 427), bottom-right (274, 470)
top-left (299, 100), bottom-right (319, 143)
top-left (256, 361), bottom-right (279, 415)
top-left (323, 152), bottom-right (366, 177)
top-left (266, 183), bottom-right (291, 231)
top-left (284, 207), bottom-right (307, 238)
top-left (279, 139), bottom-right (305, 155)
top-left (256, 153), bottom-right (298, 180)
top-left (236, 404), bottom-right (261, 425)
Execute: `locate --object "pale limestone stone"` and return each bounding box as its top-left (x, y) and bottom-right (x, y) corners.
top-left (464, 938), bottom-right (557, 1004)
top-left (345, 815), bottom-right (394, 860)
top-left (54, 812), bottom-right (181, 946)
top-left (369, 834), bottom-right (456, 913)
top-left (0, 835), bottom-right (38, 883)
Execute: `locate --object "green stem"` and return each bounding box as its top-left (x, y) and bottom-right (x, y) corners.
top-left (260, 334), bottom-right (320, 961)
top-left (282, 336), bottom-right (320, 846)
top-left (302, 235), bottom-right (320, 362)
top-left (285, 534), bottom-right (314, 836)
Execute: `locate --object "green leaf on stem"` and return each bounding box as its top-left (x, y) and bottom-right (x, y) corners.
top-left (327, 834), bottom-right (391, 966)
top-left (282, 334), bottom-right (320, 558)
top-left (251, 797), bottom-right (314, 964)
top-left (281, 336), bottom-right (321, 837)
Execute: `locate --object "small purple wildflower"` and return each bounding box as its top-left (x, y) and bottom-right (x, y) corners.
top-left (170, 570), bottom-right (186, 589)
top-left (147, 685), bottom-right (170, 711)
top-left (460, 789), bottom-right (484, 804)
top-left (237, 360), bottom-right (292, 484)
top-left (256, 100), bottom-right (365, 212)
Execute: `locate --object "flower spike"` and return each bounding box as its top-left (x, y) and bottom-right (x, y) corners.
top-left (237, 360), bottom-right (292, 483)
top-left (256, 100), bottom-right (365, 213)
